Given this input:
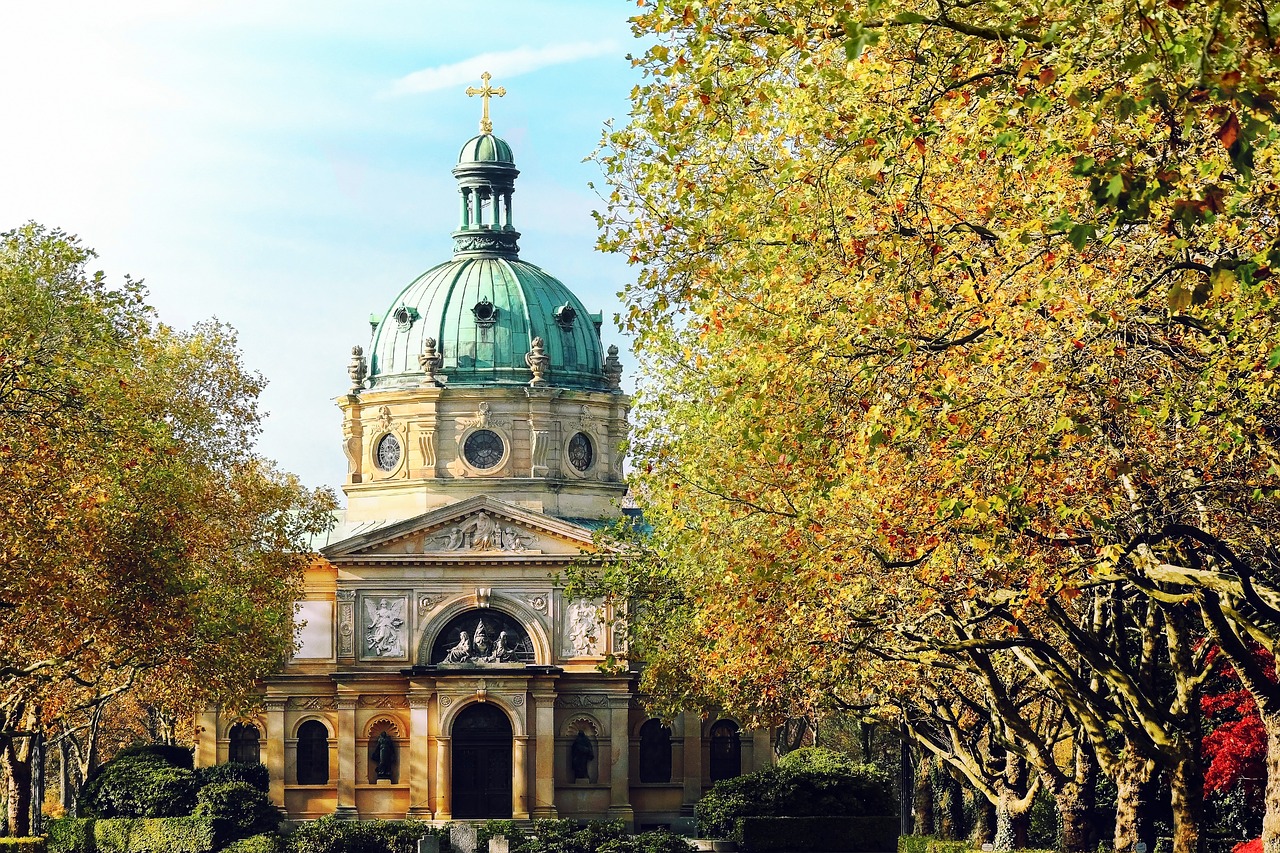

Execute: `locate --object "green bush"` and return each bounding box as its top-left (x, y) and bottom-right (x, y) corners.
top-left (284, 817), bottom-right (444, 853)
top-left (78, 756), bottom-right (199, 818)
top-left (0, 838), bottom-right (47, 853)
top-left (697, 759), bottom-right (895, 839)
top-left (48, 819), bottom-right (96, 853)
top-left (921, 835), bottom-right (967, 850)
top-left (596, 830), bottom-right (697, 853)
top-left (898, 836), bottom-right (934, 853)
top-left (738, 816), bottom-right (898, 852)
top-left (192, 782), bottom-right (280, 842)
top-left (922, 841), bottom-right (972, 853)
top-left (110, 745), bottom-right (194, 770)
top-left (472, 820), bottom-right (688, 853)
top-left (194, 763), bottom-right (270, 794)
top-left (777, 747), bottom-right (866, 776)
top-left (219, 835), bottom-right (281, 853)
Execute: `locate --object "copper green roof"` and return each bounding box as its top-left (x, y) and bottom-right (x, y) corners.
top-left (458, 133), bottom-right (514, 165)
top-left (368, 257), bottom-right (606, 391)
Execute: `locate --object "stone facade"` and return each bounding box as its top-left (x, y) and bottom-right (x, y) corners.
top-left (194, 91), bottom-right (769, 827)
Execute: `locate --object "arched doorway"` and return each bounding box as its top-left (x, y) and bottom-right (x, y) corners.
top-left (709, 719), bottom-right (742, 781)
top-left (451, 703), bottom-right (513, 818)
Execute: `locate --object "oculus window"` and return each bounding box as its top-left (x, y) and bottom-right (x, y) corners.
top-left (463, 430), bottom-right (504, 469)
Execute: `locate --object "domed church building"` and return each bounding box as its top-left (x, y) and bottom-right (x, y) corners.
top-left (194, 78), bottom-right (770, 828)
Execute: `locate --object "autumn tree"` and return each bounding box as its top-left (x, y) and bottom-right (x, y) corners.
top-left (594, 1), bottom-right (1279, 852)
top-left (0, 224), bottom-right (335, 835)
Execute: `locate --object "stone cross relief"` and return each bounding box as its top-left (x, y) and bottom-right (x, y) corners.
top-left (430, 511), bottom-right (534, 553)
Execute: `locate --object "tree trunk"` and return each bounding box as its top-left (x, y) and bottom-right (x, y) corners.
top-left (994, 793), bottom-right (1031, 852)
top-left (913, 752), bottom-right (935, 836)
top-left (1113, 750), bottom-right (1157, 853)
top-left (1263, 711), bottom-right (1280, 853)
top-left (972, 793), bottom-right (996, 847)
top-left (939, 764), bottom-right (966, 840)
top-left (1168, 752), bottom-right (1203, 853)
top-left (1, 743), bottom-right (31, 838)
top-left (1056, 782), bottom-right (1094, 853)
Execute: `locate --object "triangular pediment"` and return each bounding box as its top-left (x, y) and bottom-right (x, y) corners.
top-left (321, 495), bottom-right (606, 560)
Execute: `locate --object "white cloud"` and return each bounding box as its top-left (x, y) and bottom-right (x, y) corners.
top-left (385, 41), bottom-right (618, 97)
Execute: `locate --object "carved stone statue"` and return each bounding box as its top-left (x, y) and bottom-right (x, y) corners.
top-left (443, 630), bottom-right (472, 663)
top-left (419, 337), bottom-right (444, 386)
top-left (348, 346), bottom-right (368, 394)
top-left (370, 731), bottom-right (396, 780)
top-left (603, 344), bottom-right (623, 391)
top-left (570, 730), bottom-right (594, 780)
top-left (471, 620), bottom-right (493, 657)
top-left (525, 337), bottom-right (550, 387)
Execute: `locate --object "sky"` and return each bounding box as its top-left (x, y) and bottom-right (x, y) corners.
top-left (0, 1), bottom-right (645, 499)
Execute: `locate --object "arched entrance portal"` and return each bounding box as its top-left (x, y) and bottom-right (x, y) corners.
top-left (451, 703), bottom-right (513, 818)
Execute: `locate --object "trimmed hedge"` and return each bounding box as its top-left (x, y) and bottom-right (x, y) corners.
top-left (220, 836), bottom-right (281, 853)
top-left (48, 819), bottom-right (95, 853)
top-left (111, 745), bottom-right (193, 771)
top-left (45, 818), bottom-right (217, 853)
top-left (285, 816), bottom-right (446, 853)
top-left (698, 751), bottom-right (894, 839)
top-left (0, 838), bottom-right (47, 853)
top-left (472, 820), bottom-right (694, 853)
top-left (923, 842), bottom-right (971, 853)
top-left (897, 837), bottom-right (932, 853)
top-left (738, 816), bottom-right (898, 852)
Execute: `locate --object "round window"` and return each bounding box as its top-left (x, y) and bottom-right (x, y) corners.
top-left (375, 434), bottom-right (401, 471)
top-left (567, 432), bottom-right (594, 472)
top-left (463, 429), bottom-right (505, 470)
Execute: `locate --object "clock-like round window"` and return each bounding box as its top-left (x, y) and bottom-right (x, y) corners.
top-left (375, 434), bottom-right (401, 471)
top-left (567, 432), bottom-right (594, 472)
top-left (463, 430), bottom-right (505, 470)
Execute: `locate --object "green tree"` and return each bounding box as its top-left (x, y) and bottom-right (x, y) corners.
top-left (594, 2), bottom-right (1280, 852)
top-left (0, 224), bottom-right (335, 836)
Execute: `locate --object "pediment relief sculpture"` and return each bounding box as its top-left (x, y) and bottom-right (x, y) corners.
top-left (429, 511), bottom-right (537, 553)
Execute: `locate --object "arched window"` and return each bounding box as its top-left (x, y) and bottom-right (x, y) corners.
top-left (638, 719), bottom-right (672, 783)
top-left (296, 720), bottom-right (330, 785)
top-left (228, 723), bottom-right (260, 765)
top-left (709, 720), bottom-right (741, 781)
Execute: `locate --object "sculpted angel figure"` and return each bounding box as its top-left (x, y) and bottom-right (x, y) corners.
top-left (567, 601), bottom-right (601, 657)
top-left (365, 598), bottom-right (405, 657)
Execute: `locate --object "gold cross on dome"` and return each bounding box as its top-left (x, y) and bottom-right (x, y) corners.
top-left (465, 72), bottom-right (506, 134)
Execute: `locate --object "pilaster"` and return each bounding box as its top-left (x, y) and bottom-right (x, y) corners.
top-left (407, 693), bottom-right (433, 817)
top-left (264, 699), bottom-right (287, 807)
top-left (335, 696), bottom-right (358, 819)
top-left (532, 688), bottom-right (558, 818)
top-left (681, 711), bottom-right (702, 816)
top-left (606, 697), bottom-right (634, 829)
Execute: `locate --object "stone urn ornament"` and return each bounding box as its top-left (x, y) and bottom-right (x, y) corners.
top-left (525, 336), bottom-right (550, 387)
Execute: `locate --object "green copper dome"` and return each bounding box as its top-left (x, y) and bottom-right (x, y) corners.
top-left (362, 119), bottom-right (612, 392)
top-left (368, 257), bottom-right (606, 390)
top-left (458, 133), bottom-right (514, 165)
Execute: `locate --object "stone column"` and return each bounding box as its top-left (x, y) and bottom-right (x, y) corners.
top-left (335, 697), bottom-right (358, 819)
top-left (264, 699), bottom-right (287, 808)
top-left (460, 188), bottom-right (470, 229)
top-left (606, 698), bottom-right (634, 828)
top-left (681, 711), bottom-right (702, 817)
top-left (195, 706), bottom-right (218, 768)
top-left (513, 736), bottom-right (530, 820)
top-left (532, 689), bottom-right (557, 818)
top-left (435, 736), bottom-right (452, 820)
top-left (753, 728), bottom-right (772, 772)
top-left (407, 694), bottom-right (433, 817)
